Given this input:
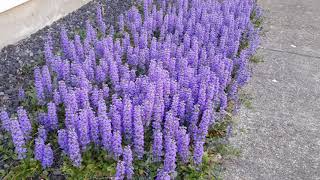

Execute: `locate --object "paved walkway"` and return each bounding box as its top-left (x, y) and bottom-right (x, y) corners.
top-left (224, 0), bottom-right (320, 179)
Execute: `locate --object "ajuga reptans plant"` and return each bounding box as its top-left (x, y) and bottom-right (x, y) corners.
top-left (1, 0), bottom-right (260, 178)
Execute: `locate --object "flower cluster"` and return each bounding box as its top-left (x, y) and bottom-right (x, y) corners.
top-left (1, 0), bottom-right (260, 177)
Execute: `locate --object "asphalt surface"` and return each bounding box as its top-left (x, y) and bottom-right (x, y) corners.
top-left (224, 0), bottom-right (320, 179)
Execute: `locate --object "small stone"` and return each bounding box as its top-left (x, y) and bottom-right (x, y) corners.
top-left (0, 92), bottom-right (4, 96)
top-left (216, 153), bottom-right (222, 160)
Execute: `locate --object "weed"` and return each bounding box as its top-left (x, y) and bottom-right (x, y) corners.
top-left (250, 55), bottom-right (264, 64)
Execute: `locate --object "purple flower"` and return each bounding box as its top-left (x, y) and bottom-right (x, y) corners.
top-left (0, 110), bottom-right (11, 131)
top-left (118, 14), bottom-right (124, 32)
top-left (152, 129), bottom-right (163, 162)
top-left (133, 105), bottom-right (144, 159)
top-left (18, 87), bottom-right (25, 101)
top-left (34, 67), bottom-right (45, 104)
top-left (34, 137), bottom-right (45, 161)
top-left (193, 140), bottom-right (204, 165)
top-left (65, 106), bottom-right (76, 129)
top-left (99, 113), bottom-right (112, 151)
top-left (37, 126), bottom-right (47, 141)
top-left (189, 104), bottom-right (200, 141)
top-left (156, 170), bottom-right (171, 180)
top-left (67, 128), bottom-right (82, 167)
top-left (197, 108), bottom-right (213, 141)
top-left (47, 102), bottom-right (58, 130)
top-left (123, 145), bottom-right (134, 179)
top-left (60, 26), bottom-right (70, 58)
top-left (96, 65), bottom-right (106, 83)
top-left (53, 90), bottom-right (61, 105)
top-left (102, 84), bottom-right (109, 99)
top-left (17, 107), bottom-right (32, 139)
top-left (163, 137), bottom-right (177, 173)
top-left (66, 89), bottom-right (78, 113)
top-left (58, 81), bottom-right (68, 104)
top-left (44, 34), bottom-right (54, 65)
top-left (87, 108), bottom-right (99, 145)
top-left (85, 20), bottom-right (97, 43)
top-left (77, 109), bottom-right (90, 149)
top-left (163, 111), bottom-right (178, 138)
top-left (115, 160), bottom-right (125, 180)
top-left (112, 130), bottom-right (123, 159)
top-left (96, 4), bottom-right (106, 35)
top-left (74, 34), bottom-right (84, 61)
top-left (109, 60), bottom-right (120, 86)
top-left (170, 94), bottom-right (179, 117)
top-left (122, 97), bottom-right (133, 142)
top-left (42, 144), bottom-right (53, 168)
top-left (90, 86), bottom-right (99, 108)
top-left (58, 129), bottom-right (68, 153)
top-left (176, 127), bottom-right (190, 163)
top-left (110, 105), bottom-right (122, 132)
top-left (38, 112), bottom-right (48, 127)
top-left (10, 119), bottom-right (27, 159)
top-left (42, 65), bottom-right (52, 96)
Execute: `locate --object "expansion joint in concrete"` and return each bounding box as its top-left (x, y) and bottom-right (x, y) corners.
top-left (262, 47), bottom-right (320, 59)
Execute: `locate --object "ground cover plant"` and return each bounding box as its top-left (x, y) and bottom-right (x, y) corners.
top-left (0, 0), bottom-right (262, 179)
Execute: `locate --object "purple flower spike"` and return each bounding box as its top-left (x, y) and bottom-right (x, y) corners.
top-left (18, 87), bottom-right (25, 101)
top-left (47, 102), bottom-right (58, 130)
top-left (99, 113), bottom-right (112, 151)
top-left (152, 129), bottom-right (163, 162)
top-left (112, 130), bottom-right (123, 159)
top-left (123, 145), bottom-right (134, 179)
top-left (87, 108), bottom-right (99, 145)
top-left (37, 126), bottom-right (47, 141)
top-left (122, 97), bottom-right (133, 142)
top-left (67, 128), bottom-right (82, 167)
top-left (133, 105), bottom-right (144, 159)
top-left (42, 144), bottom-right (54, 168)
top-left (42, 65), bottom-right (53, 96)
top-left (163, 137), bottom-right (177, 173)
top-left (77, 109), bottom-right (90, 150)
top-left (34, 67), bottom-right (45, 104)
top-left (193, 140), bottom-right (204, 165)
top-left (115, 160), bottom-right (125, 180)
top-left (17, 107), bottom-right (32, 139)
top-left (177, 127), bottom-right (190, 163)
top-left (96, 4), bottom-right (106, 35)
top-left (58, 129), bottom-right (68, 154)
top-left (34, 137), bottom-right (45, 161)
top-left (0, 110), bottom-right (11, 131)
top-left (10, 119), bottom-right (27, 159)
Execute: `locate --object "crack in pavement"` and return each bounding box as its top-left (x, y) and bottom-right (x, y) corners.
top-left (261, 47), bottom-right (320, 59)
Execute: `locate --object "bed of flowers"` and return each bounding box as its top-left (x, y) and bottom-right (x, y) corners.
top-left (0, 0), bottom-right (262, 179)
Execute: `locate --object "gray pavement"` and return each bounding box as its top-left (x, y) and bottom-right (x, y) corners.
top-left (223, 0), bottom-right (320, 179)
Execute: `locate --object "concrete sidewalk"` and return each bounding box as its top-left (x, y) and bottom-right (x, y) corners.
top-left (224, 0), bottom-right (320, 179)
top-left (0, 0), bottom-right (91, 49)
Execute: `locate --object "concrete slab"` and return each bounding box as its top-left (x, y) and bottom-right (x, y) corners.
top-left (261, 0), bottom-right (320, 57)
top-left (0, 0), bottom-right (92, 49)
top-left (223, 0), bottom-right (320, 179)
